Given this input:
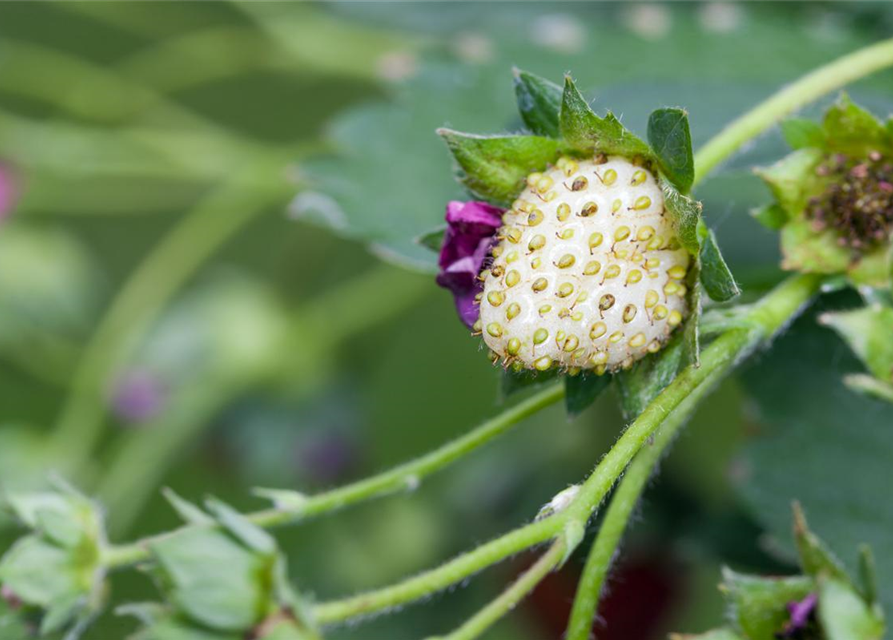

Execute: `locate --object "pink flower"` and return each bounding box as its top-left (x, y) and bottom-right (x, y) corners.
top-left (435, 201), bottom-right (503, 328)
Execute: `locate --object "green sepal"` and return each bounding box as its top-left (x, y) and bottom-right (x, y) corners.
top-left (564, 371), bottom-right (611, 418)
top-left (820, 303), bottom-right (893, 384)
top-left (558, 75), bottom-right (651, 158)
top-left (780, 217), bottom-right (851, 275)
top-left (858, 544), bottom-right (880, 608)
top-left (843, 373), bottom-right (893, 404)
top-left (416, 227), bottom-right (446, 254)
top-left (781, 118), bottom-right (826, 150)
top-left (682, 263), bottom-right (702, 368)
top-left (699, 226), bottom-right (740, 303)
top-left (720, 568), bottom-right (814, 640)
top-left (148, 526), bottom-right (277, 632)
top-left (660, 176), bottom-right (702, 256)
top-left (750, 203), bottom-right (788, 231)
top-left (818, 577), bottom-right (885, 640)
top-left (792, 502), bottom-right (853, 587)
top-left (754, 148), bottom-right (823, 218)
top-left (162, 488), bottom-right (214, 526)
top-left (615, 334), bottom-right (684, 422)
top-left (205, 498), bottom-right (277, 556)
top-left (499, 367), bottom-right (559, 400)
top-left (647, 107), bottom-right (694, 193)
top-left (512, 68), bottom-right (562, 138)
top-left (437, 129), bottom-right (564, 206)
top-left (822, 94), bottom-right (891, 156)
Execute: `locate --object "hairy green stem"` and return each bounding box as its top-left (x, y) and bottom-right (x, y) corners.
top-left (49, 176), bottom-right (290, 467)
top-left (425, 540), bottom-right (568, 640)
top-left (308, 274), bottom-right (820, 626)
top-left (103, 382), bottom-right (566, 566)
top-left (692, 36), bottom-right (893, 187)
top-left (564, 390), bottom-right (710, 639)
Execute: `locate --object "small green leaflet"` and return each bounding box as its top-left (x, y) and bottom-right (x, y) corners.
top-left (438, 129), bottom-right (564, 206)
top-left (615, 335), bottom-right (684, 422)
top-left (781, 118), bottom-right (826, 150)
top-left (820, 304), bottom-right (893, 383)
top-left (699, 228), bottom-right (740, 302)
top-left (647, 107), bottom-right (695, 194)
top-left (512, 68), bottom-right (562, 138)
top-left (721, 568), bottom-right (814, 640)
top-left (818, 578), bottom-right (885, 640)
top-left (660, 177), bottom-right (702, 255)
top-left (416, 227), bottom-right (445, 253)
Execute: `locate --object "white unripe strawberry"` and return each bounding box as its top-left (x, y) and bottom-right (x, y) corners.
top-left (476, 155), bottom-right (690, 374)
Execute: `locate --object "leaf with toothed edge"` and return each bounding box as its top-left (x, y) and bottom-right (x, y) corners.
top-left (513, 68), bottom-right (563, 138)
top-left (564, 371), bottom-right (611, 418)
top-left (438, 130), bottom-right (565, 206)
top-left (647, 107), bottom-right (695, 194)
top-left (781, 118), bottom-right (826, 150)
top-left (558, 75), bottom-right (652, 158)
top-left (699, 227), bottom-right (740, 303)
top-left (818, 577), bottom-right (885, 640)
top-left (792, 502), bottom-right (854, 588)
top-left (721, 568), bottom-right (815, 640)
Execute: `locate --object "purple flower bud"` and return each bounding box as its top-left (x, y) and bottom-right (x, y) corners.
top-left (0, 163), bottom-right (19, 221)
top-left (1, 584), bottom-right (22, 610)
top-left (111, 370), bottom-right (167, 424)
top-left (780, 592), bottom-right (818, 637)
top-left (435, 200), bottom-right (503, 328)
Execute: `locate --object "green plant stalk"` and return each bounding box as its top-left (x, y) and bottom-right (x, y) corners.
top-left (692, 36), bottom-right (893, 186)
top-left (564, 389), bottom-right (708, 640)
top-left (99, 265), bottom-right (431, 536)
top-left (425, 540), bottom-right (568, 640)
top-left (102, 381), bottom-right (566, 564)
top-left (49, 175), bottom-right (291, 467)
top-left (307, 274), bottom-right (820, 626)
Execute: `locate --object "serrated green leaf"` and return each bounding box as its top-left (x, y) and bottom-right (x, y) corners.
top-left (615, 336), bottom-right (684, 422)
top-left (0, 536), bottom-right (79, 608)
top-left (564, 371), bottom-right (610, 418)
top-left (660, 177), bottom-right (702, 255)
top-left (512, 68), bottom-right (562, 138)
top-left (848, 245), bottom-right (891, 289)
top-left (416, 227), bottom-right (445, 253)
top-left (559, 76), bottom-right (651, 157)
top-left (721, 568), bottom-right (814, 640)
top-left (162, 489), bottom-right (213, 526)
top-left (647, 107), bottom-right (694, 193)
top-left (818, 577), bottom-right (884, 640)
top-left (750, 203), bottom-right (789, 230)
top-left (820, 304), bottom-right (893, 383)
top-left (823, 94), bottom-right (891, 156)
top-left (738, 312), bottom-right (893, 615)
top-left (438, 129), bottom-right (563, 205)
top-left (699, 229), bottom-right (740, 302)
top-left (792, 502), bottom-right (853, 586)
top-left (755, 148), bottom-right (823, 218)
top-left (781, 118), bottom-right (826, 150)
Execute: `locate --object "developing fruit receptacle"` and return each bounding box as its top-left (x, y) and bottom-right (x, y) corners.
top-left (479, 156), bottom-right (690, 373)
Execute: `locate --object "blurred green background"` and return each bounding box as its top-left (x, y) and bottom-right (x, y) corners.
top-left (2, 2), bottom-right (893, 639)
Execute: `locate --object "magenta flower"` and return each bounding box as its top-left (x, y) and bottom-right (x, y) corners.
top-left (435, 200), bottom-right (503, 328)
top-left (111, 370), bottom-right (168, 424)
top-left (0, 163), bottom-right (18, 221)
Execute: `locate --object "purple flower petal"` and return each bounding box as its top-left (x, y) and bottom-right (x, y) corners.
top-left (780, 592), bottom-right (818, 637)
top-left (112, 370), bottom-right (168, 424)
top-left (435, 201), bottom-right (503, 328)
